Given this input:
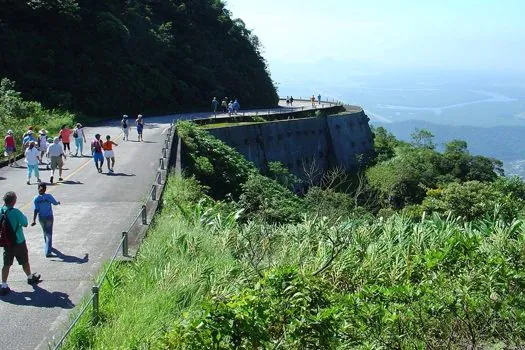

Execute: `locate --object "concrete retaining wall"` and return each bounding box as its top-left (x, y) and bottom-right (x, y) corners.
top-left (207, 108), bottom-right (374, 178)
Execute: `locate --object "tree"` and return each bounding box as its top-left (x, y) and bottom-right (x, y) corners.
top-left (410, 128), bottom-right (435, 150)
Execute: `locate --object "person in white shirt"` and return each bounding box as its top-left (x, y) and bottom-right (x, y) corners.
top-left (38, 130), bottom-right (48, 166)
top-left (47, 137), bottom-right (66, 184)
top-left (73, 123), bottom-right (87, 157)
top-left (25, 141), bottom-right (41, 185)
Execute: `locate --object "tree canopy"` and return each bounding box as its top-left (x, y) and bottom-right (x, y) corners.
top-left (0, 0), bottom-right (278, 118)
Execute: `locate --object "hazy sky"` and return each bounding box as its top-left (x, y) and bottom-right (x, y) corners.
top-left (226, 0), bottom-right (525, 73)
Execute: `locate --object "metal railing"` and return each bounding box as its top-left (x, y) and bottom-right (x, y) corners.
top-left (50, 121), bottom-right (176, 350)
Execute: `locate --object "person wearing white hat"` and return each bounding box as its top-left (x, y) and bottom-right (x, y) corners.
top-left (47, 137), bottom-right (66, 184)
top-left (73, 123), bottom-right (87, 156)
top-left (136, 114), bottom-right (144, 142)
top-left (22, 130), bottom-right (36, 151)
top-left (4, 130), bottom-right (18, 167)
top-left (24, 141), bottom-right (41, 185)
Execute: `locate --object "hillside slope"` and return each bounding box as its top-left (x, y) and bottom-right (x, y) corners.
top-left (0, 0), bottom-right (278, 117)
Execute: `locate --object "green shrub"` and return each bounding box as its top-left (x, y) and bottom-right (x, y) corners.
top-left (160, 268), bottom-right (340, 349)
top-left (238, 174), bottom-right (302, 224)
top-left (177, 121), bottom-right (257, 199)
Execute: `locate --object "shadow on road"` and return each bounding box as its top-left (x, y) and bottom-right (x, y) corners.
top-left (60, 180), bottom-right (84, 185)
top-left (0, 176), bottom-right (6, 180)
top-left (51, 249), bottom-right (89, 264)
top-left (106, 172), bottom-right (136, 177)
top-left (1, 284), bottom-right (74, 309)
top-left (127, 140), bottom-right (157, 144)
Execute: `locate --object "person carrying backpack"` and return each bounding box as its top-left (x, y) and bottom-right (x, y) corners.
top-left (121, 115), bottom-right (129, 141)
top-left (91, 134), bottom-right (104, 173)
top-left (31, 184), bottom-right (60, 257)
top-left (1, 191), bottom-right (41, 296)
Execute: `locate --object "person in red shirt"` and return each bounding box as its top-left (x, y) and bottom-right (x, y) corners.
top-left (59, 124), bottom-right (73, 156)
top-left (102, 135), bottom-right (118, 173)
top-left (4, 130), bottom-right (18, 167)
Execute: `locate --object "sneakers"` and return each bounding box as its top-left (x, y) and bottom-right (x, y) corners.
top-left (58, 178), bottom-right (63, 181)
top-left (98, 168), bottom-right (102, 173)
top-left (50, 176), bottom-right (54, 184)
top-left (27, 273), bottom-right (41, 285)
top-left (27, 180), bottom-right (30, 185)
top-left (0, 286), bottom-right (10, 296)
top-left (37, 178), bottom-right (41, 183)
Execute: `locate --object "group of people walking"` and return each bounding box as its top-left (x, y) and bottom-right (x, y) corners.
top-left (0, 114), bottom-right (148, 297)
top-left (1, 185), bottom-right (60, 295)
top-left (212, 97), bottom-right (241, 116)
top-left (3, 113), bottom-right (146, 184)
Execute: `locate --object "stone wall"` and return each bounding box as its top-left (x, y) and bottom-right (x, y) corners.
top-left (207, 107), bottom-right (374, 178)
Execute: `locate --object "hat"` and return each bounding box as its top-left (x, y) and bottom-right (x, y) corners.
top-left (39, 129), bottom-right (46, 135)
top-left (7, 130), bottom-right (13, 135)
top-left (138, 114), bottom-right (143, 118)
top-left (76, 123), bottom-right (82, 127)
top-left (123, 114), bottom-right (128, 118)
top-left (53, 137), bottom-right (60, 144)
top-left (47, 137), bottom-right (53, 143)
top-left (27, 130), bottom-right (33, 134)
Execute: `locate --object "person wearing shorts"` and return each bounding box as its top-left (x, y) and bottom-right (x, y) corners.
top-left (91, 134), bottom-right (104, 173)
top-left (1, 191), bottom-right (41, 296)
top-left (4, 130), bottom-right (18, 167)
top-left (102, 135), bottom-right (118, 173)
top-left (136, 115), bottom-right (144, 142)
top-left (47, 137), bottom-right (66, 184)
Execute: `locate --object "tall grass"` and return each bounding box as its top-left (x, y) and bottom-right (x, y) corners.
top-left (64, 175), bottom-right (525, 349)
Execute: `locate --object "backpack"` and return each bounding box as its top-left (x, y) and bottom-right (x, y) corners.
top-left (92, 140), bottom-right (102, 153)
top-left (73, 129), bottom-right (78, 138)
top-left (122, 119), bottom-right (127, 128)
top-left (0, 208), bottom-right (16, 248)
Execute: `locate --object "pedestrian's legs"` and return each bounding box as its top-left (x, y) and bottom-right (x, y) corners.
top-left (34, 165), bottom-right (40, 181)
top-left (1, 265), bottom-right (10, 284)
top-left (39, 217), bottom-right (54, 256)
top-left (79, 139), bottom-right (84, 155)
top-left (74, 138), bottom-right (80, 156)
top-left (27, 165), bottom-right (33, 180)
top-left (59, 165), bottom-right (63, 179)
top-left (111, 157), bottom-right (115, 169)
top-left (106, 157), bottom-right (111, 171)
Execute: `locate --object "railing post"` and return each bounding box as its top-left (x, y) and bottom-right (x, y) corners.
top-left (164, 139), bottom-right (169, 149)
top-left (92, 286), bottom-right (99, 326)
top-left (157, 171), bottom-right (162, 184)
top-left (141, 204), bottom-right (147, 225)
top-left (151, 184), bottom-right (157, 200)
top-left (159, 158), bottom-right (165, 170)
top-left (122, 231), bottom-right (128, 256)
top-left (162, 147), bottom-right (167, 158)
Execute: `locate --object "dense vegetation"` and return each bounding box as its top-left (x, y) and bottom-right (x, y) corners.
top-left (0, 78), bottom-right (75, 151)
top-left (63, 122), bottom-right (525, 349)
top-left (0, 0), bottom-right (278, 118)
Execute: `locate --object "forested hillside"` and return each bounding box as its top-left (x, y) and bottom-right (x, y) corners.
top-left (0, 0), bottom-right (278, 117)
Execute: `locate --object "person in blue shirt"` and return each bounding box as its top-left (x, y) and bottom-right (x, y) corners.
top-left (1, 191), bottom-right (41, 296)
top-left (22, 130), bottom-right (36, 150)
top-left (31, 184), bottom-right (60, 257)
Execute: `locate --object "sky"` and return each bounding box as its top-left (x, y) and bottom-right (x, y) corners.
top-left (226, 0), bottom-right (525, 74)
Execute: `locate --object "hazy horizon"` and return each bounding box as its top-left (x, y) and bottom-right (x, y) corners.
top-left (227, 1), bottom-right (525, 77)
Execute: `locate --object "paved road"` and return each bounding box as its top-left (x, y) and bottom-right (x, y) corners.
top-left (0, 100), bottom-right (333, 349)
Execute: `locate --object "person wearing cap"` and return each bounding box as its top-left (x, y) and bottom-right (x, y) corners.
top-left (47, 137), bottom-right (66, 184)
top-left (73, 123), bottom-right (87, 156)
top-left (4, 130), bottom-right (18, 167)
top-left (136, 114), bottom-right (144, 142)
top-left (22, 130), bottom-right (36, 150)
top-left (24, 141), bottom-right (41, 185)
top-left (91, 133), bottom-right (104, 173)
top-left (121, 115), bottom-right (129, 141)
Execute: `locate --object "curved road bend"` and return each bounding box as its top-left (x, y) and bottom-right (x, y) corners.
top-left (0, 100), bottom-right (329, 349)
